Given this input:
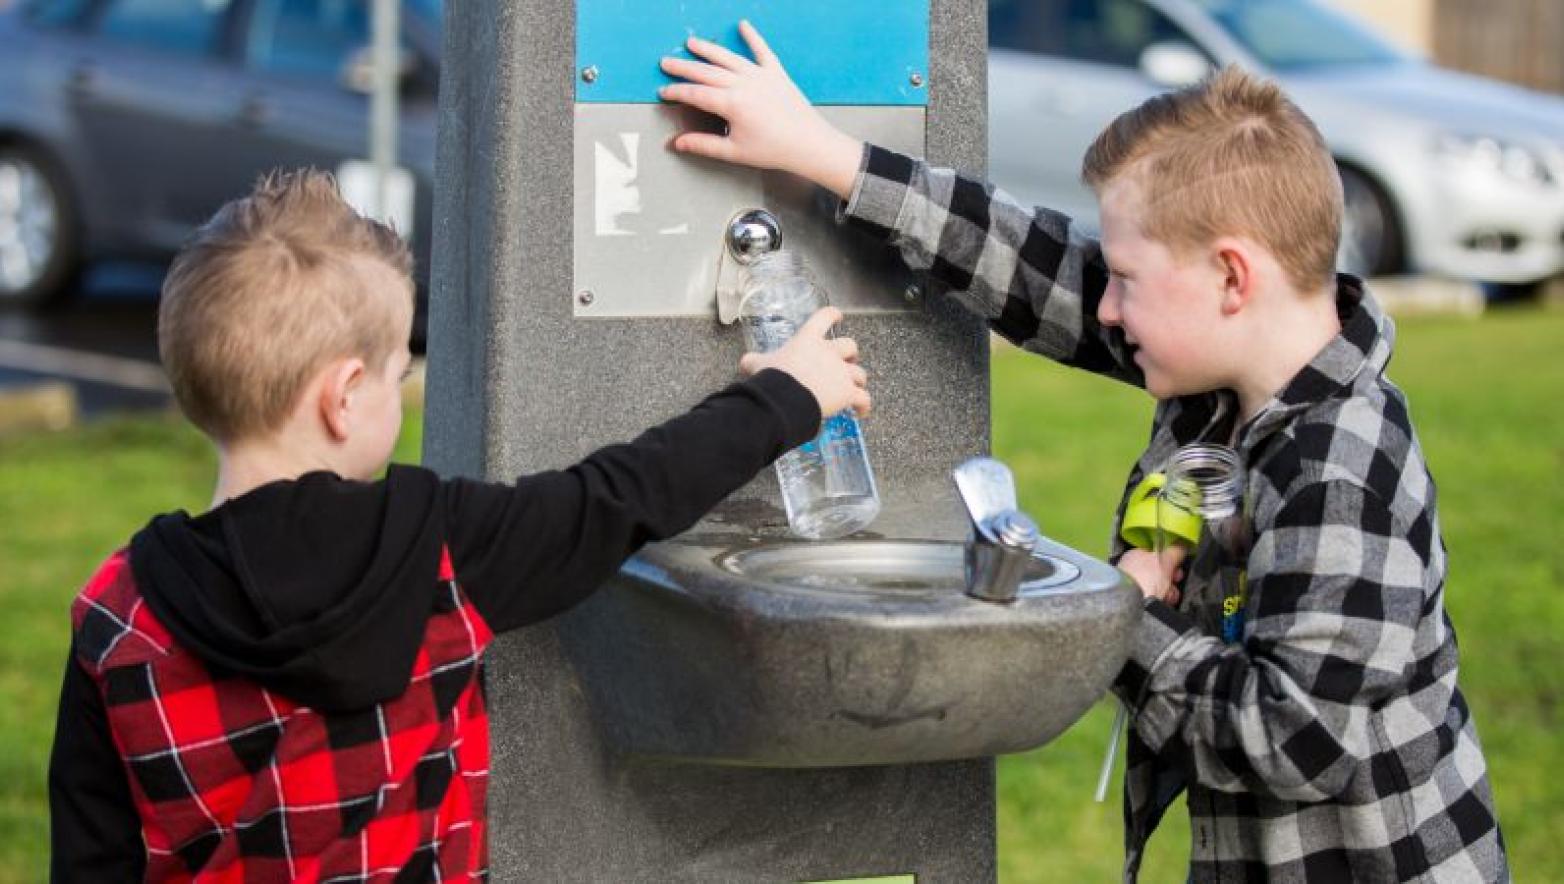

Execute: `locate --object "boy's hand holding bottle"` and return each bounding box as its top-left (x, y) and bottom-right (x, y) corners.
top-left (743, 306), bottom-right (871, 422)
top-left (1117, 548), bottom-right (1185, 607)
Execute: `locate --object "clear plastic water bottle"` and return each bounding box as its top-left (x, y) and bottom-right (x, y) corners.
top-left (1157, 444), bottom-right (1251, 642)
top-left (739, 249), bottom-right (881, 540)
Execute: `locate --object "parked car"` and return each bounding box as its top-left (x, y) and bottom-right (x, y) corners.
top-left (987, 0), bottom-right (1564, 290)
top-left (0, 0), bottom-right (441, 323)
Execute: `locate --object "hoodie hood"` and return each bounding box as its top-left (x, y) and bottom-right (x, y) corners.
top-left (129, 465), bottom-right (445, 712)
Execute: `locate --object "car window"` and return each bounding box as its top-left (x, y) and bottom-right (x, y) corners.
top-left (990, 0), bottom-right (1193, 68)
top-left (247, 0), bottom-right (372, 79)
top-left (1189, 0), bottom-right (1407, 70)
top-left (97, 0), bottom-right (231, 56)
top-left (22, 0), bottom-right (95, 29)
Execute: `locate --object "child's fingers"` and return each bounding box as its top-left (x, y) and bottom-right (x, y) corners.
top-left (670, 132), bottom-right (740, 163)
top-left (849, 364), bottom-right (868, 388)
top-left (659, 83), bottom-right (729, 118)
top-left (686, 35), bottom-right (753, 72)
top-left (659, 56), bottom-right (734, 87)
top-left (738, 20), bottom-right (780, 68)
top-left (797, 306), bottom-right (843, 340)
top-left (832, 337), bottom-right (859, 363)
top-left (849, 389), bottom-right (872, 418)
top-left (738, 351), bottom-right (765, 375)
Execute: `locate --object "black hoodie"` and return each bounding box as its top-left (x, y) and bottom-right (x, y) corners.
top-left (48, 369), bottom-right (819, 881)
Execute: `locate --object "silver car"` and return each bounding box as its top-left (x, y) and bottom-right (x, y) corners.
top-left (0, 0), bottom-right (441, 312)
top-left (988, 0), bottom-right (1564, 290)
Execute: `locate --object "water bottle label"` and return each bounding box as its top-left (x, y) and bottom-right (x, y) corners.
top-left (822, 411), bottom-right (860, 442)
top-left (797, 412), bottom-right (859, 456)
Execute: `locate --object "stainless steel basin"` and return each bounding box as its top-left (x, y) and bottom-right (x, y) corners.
top-left (557, 527), bottom-right (1141, 768)
top-left (718, 540), bottom-right (1080, 595)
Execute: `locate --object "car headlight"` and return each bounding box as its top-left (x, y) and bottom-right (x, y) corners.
top-left (1434, 133), bottom-right (1555, 187)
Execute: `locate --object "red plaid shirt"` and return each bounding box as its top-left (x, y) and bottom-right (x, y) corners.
top-left (70, 546), bottom-right (495, 881)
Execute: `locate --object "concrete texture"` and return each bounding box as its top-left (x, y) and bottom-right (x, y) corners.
top-left (420, 1), bottom-right (1107, 879)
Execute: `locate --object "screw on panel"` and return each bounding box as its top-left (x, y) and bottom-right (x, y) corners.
top-left (581, 65), bottom-right (599, 84)
top-left (577, 290), bottom-right (595, 306)
top-left (910, 71), bottom-right (925, 88)
top-left (904, 284), bottom-right (922, 305)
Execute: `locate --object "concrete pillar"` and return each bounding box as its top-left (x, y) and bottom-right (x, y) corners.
top-left (423, 2), bottom-right (1015, 879)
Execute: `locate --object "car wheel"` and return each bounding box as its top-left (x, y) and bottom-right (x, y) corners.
top-left (0, 144), bottom-right (80, 309)
top-left (1336, 165), bottom-right (1403, 279)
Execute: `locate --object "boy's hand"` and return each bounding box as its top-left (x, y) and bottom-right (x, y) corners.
top-left (742, 307), bottom-right (870, 421)
top-left (659, 21), bottom-right (864, 201)
top-left (1118, 548), bottom-right (1184, 606)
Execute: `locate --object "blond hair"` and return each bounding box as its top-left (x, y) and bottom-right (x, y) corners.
top-left (158, 169), bottom-right (413, 442)
top-left (1082, 66), bottom-right (1342, 292)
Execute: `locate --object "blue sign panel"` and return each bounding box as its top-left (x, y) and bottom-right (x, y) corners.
top-left (576, 1), bottom-right (929, 106)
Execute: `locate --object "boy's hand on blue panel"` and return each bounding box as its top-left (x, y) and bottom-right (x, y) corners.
top-left (659, 21), bottom-right (864, 200)
top-left (741, 307), bottom-right (870, 421)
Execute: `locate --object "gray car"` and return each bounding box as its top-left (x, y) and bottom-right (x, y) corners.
top-left (0, 0), bottom-right (441, 311)
top-left (988, 0), bottom-right (1564, 289)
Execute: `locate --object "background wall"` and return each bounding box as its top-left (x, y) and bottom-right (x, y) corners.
top-left (1432, 0), bottom-right (1564, 95)
top-left (1328, 0), bottom-right (1433, 54)
top-left (1330, 0), bottom-right (1564, 95)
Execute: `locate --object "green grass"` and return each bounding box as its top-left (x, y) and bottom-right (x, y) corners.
top-left (2, 308), bottom-right (1559, 881)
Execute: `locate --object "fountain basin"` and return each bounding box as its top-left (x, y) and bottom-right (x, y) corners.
top-left (558, 530), bottom-right (1140, 767)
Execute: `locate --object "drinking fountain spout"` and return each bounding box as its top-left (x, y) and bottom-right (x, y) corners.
top-left (954, 457), bottom-right (1041, 603)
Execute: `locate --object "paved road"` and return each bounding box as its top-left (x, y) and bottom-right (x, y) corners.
top-left (0, 263), bottom-right (170, 418)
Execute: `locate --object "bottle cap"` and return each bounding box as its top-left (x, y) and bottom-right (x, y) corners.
top-left (1120, 472), bottom-right (1203, 551)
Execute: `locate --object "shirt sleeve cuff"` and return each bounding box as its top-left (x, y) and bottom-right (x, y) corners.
top-left (836, 143), bottom-right (917, 240)
top-left (1119, 599), bottom-right (1201, 751)
top-left (744, 368), bottom-right (823, 451)
top-left (1113, 598), bottom-right (1196, 709)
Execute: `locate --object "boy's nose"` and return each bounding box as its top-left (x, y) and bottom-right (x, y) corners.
top-left (1097, 284), bottom-right (1122, 327)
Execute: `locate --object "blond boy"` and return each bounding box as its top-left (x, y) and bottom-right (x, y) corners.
top-left (659, 23), bottom-right (1508, 882)
top-left (48, 170), bottom-right (868, 879)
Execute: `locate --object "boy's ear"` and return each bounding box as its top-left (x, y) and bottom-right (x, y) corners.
top-left (1212, 238), bottom-right (1253, 316)
top-left (319, 357), bottom-right (367, 443)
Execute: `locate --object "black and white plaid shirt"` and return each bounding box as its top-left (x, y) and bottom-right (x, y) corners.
top-left (842, 145), bottom-right (1509, 882)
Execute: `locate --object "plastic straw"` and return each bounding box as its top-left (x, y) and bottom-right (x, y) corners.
top-left (1095, 700), bottom-right (1127, 802)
